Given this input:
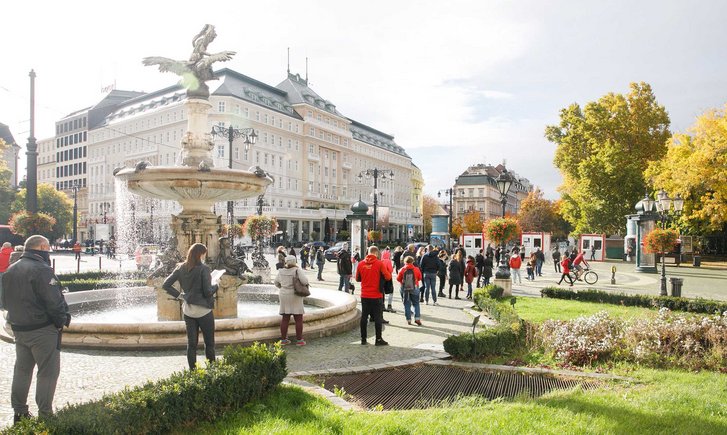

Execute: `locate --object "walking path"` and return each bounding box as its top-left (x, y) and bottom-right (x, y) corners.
top-left (2, 252), bottom-right (725, 426)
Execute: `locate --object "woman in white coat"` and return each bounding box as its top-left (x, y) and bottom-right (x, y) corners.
top-left (274, 255), bottom-right (309, 346)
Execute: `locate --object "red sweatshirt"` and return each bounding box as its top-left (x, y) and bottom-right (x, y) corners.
top-left (0, 246), bottom-right (12, 272)
top-left (356, 254), bottom-right (392, 299)
top-left (396, 263), bottom-right (422, 287)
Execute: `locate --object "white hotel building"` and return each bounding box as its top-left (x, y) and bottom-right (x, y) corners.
top-left (46, 69), bottom-right (423, 244)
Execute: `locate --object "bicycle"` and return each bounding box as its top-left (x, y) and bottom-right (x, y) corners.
top-left (569, 267), bottom-right (599, 285)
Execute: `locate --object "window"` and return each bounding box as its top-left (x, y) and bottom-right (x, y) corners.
top-left (218, 102), bottom-right (225, 112)
top-left (308, 181), bottom-right (313, 192)
top-left (255, 111), bottom-right (260, 121)
top-left (256, 151), bottom-right (260, 163)
top-left (244, 108), bottom-right (249, 118)
top-left (243, 149), bottom-right (249, 160)
top-left (264, 114), bottom-right (268, 124)
top-left (264, 153), bottom-right (269, 165)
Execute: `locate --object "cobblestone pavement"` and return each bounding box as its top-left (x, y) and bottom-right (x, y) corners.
top-left (3, 252), bottom-right (725, 426)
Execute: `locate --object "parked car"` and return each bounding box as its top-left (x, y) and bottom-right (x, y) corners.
top-left (324, 242), bottom-right (348, 262)
top-left (304, 241), bottom-right (329, 252)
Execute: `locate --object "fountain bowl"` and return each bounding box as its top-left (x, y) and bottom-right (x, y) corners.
top-left (115, 166), bottom-right (271, 213)
top-left (0, 285), bottom-right (359, 350)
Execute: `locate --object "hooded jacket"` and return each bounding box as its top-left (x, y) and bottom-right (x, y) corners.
top-left (419, 250), bottom-right (440, 274)
top-left (396, 262), bottom-right (422, 287)
top-left (355, 254), bottom-right (391, 299)
top-left (464, 259), bottom-right (478, 283)
top-left (0, 246), bottom-right (12, 272)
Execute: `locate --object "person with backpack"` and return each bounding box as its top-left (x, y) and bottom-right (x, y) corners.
top-left (448, 251), bottom-right (463, 299)
top-left (300, 246), bottom-right (308, 270)
top-left (557, 255), bottom-right (574, 287)
top-left (397, 255), bottom-right (423, 326)
top-left (464, 255), bottom-right (478, 299)
top-left (509, 248), bottom-right (523, 284)
top-left (337, 244), bottom-right (352, 293)
top-left (475, 249), bottom-right (485, 287)
top-left (355, 245), bottom-right (391, 345)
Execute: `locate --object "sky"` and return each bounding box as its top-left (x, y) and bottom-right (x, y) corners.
top-left (2, 0), bottom-right (727, 200)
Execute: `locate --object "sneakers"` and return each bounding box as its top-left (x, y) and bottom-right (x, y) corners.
top-left (361, 338), bottom-right (368, 345)
top-left (382, 319), bottom-right (390, 324)
top-left (13, 412), bottom-right (32, 424)
top-left (296, 339), bottom-right (306, 346)
top-left (407, 320), bottom-right (412, 325)
top-left (415, 320), bottom-right (422, 326)
top-left (433, 302), bottom-right (439, 306)
top-left (438, 292), bottom-right (446, 297)
top-left (375, 339), bottom-right (389, 346)
top-left (279, 338), bottom-right (291, 345)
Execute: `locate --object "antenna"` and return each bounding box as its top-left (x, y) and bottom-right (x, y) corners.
top-left (287, 47), bottom-right (290, 74)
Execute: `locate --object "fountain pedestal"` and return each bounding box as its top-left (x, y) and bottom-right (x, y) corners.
top-left (180, 99), bottom-right (214, 167)
top-left (214, 274), bottom-right (243, 319)
top-left (151, 278), bottom-right (183, 321)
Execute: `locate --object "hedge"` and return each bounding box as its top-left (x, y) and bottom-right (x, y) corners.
top-left (540, 287), bottom-right (727, 315)
top-left (3, 343), bottom-right (287, 435)
top-left (444, 285), bottom-right (526, 358)
top-left (64, 279), bottom-right (148, 292)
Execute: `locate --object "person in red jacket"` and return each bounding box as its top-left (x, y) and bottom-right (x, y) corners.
top-left (0, 242), bottom-right (13, 309)
top-left (557, 256), bottom-right (574, 286)
top-left (508, 248), bottom-right (523, 284)
top-left (355, 246), bottom-right (391, 346)
top-left (397, 255), bottom-right (423, 325)
top-left (463, 255), bottom-right (478, 299)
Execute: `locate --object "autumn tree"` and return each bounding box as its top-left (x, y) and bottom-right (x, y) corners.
top-left (11, 184), bottom-right (74, 242)
top-left (422, 195), bottom-right (440, 236)
top-left (517, 189), bottom-right (572, 240)
top-left (545, 82), bottom-right (670, 235)
top-left (451, 217), bottom-right (464, 239)
top-left (645, 105), bottom-right (727, 234)
top-left (462, 210), bottom-right (484, 233)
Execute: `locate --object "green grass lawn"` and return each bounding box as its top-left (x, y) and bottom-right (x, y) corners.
top-left (512, 297), bottom-right (657, 323)
top-left (180, 368), bottom-right (727, 434)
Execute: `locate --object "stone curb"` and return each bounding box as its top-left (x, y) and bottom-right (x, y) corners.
top-left (425, 360), bottom-right (636, 381)
top-left (288, 352), bottom-right (450, 378)
top-left (283, 377), bottom-right (359, 411)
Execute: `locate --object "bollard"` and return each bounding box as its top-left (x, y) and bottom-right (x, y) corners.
top-left (610, 266), bottom-right (616, 285)
top-left (77, 255), bottom-right (81, 274)
top-left (52, 258), bottom-right (55, 273)
top-left (99, 256), bottom-right (102, 270)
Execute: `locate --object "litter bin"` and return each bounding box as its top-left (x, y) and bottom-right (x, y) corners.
top-left (693, 255), bottom-right (701, 267)
top-left (669, 277), bottom-right (683, 298)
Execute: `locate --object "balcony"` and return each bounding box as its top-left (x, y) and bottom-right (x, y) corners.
top-left (342, 161), bottom-right (352, 170)
top-left (307, 152), bottom-right (320, 162)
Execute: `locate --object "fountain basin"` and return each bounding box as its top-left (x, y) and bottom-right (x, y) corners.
top-left (115, 166), bottom-right (271, 213)
top-left (0, 285), bottom-right (359, 350)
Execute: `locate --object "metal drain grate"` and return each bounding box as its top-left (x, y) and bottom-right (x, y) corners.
top-left (319, 364), bottom-right (600, 410)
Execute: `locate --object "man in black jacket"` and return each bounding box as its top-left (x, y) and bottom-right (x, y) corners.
top-left (2, 235), bottom-right (71, 423)
top-left (475, 249), bottom-right (485, 287)
top-left (336, 244), bottom-right (353, 293)
top-left (419, 245), bottom-right (440, 305)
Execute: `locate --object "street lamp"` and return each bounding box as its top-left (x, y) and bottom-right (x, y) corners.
top-left (70, 181), bottom-right (80, 244)
top-left (210, 125), bottom-right (258, 237)
top-left (494, 169), bottom-right (515, 279)
top-left (649, 189), bottom-right (684, 296)
top-left (437, 188), bottom-right (453, 251)
top-left (357, 168), bottom-right (394, 232)
top-left (101, 202), bottom-right (110, 224)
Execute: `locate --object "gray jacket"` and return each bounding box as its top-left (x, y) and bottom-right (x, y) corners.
top-left (1, 251), bottom-right (70, 331)
top-left (162, 263), bottom-right (218, 309)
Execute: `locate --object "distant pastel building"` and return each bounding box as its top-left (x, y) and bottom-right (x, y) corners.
top-left (452, 163), bottom-right (533, 221)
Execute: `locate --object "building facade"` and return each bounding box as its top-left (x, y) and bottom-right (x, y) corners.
top-left (39, 69), bottom-right (422, 244)
top-left (0, 123), bottom-right (21, 188)
top-left (452, 163), bottom-right (533, 221)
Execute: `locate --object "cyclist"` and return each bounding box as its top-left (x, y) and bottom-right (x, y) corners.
top-left (572, 251), bottom-right (590, 280)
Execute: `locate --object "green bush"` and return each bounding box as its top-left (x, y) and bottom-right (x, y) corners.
top-left (57, 271), bottom-right (148, 281)
top-left (64, 279), bottom-right (148, 292)
top-left (540, 287), bottom-right (727, 315)
top-left (445, 288), bottom-right (526, 358)
top-left (3, 343), bottom-right (287, 435)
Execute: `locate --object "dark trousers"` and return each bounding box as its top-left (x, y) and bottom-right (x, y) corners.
top-left (184, 312), bottom-right (215, 370)
top-left (476, 266), bottom-right (484, 286)
top-left (437, 274), bottom-right (446, 294)
top-left (360, 297), bottom-right (383, 341)
top-left (557, 272), bottom-right (574, 286)
top-left (554, 261), bottom-right (561, 273)
top-left (12, 325), bottom-right (60, 418)
top-left (316, 262), bottom-right (324, 279)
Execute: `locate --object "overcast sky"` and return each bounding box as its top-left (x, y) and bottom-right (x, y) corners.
top-left (2, 0), bottom-right (726, 199)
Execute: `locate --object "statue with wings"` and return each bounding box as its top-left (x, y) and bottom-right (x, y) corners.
top-left (142, 24), bottom-right (235, 99)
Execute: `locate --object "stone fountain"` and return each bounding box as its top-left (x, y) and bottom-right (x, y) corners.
top-left (114, 24), bottom-right (274, 321)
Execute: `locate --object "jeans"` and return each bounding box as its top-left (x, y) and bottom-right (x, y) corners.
top-left (476, 267), bottom-right (484, 286)
top-left (423, 272), bottom-right (437, 303)
top-left (316, 262), bottom-right (324, 280)
top-left (402, 287), bottom-right (421, 321)
top-left (511, 268), bottom-right (522, 284)
top-left (360, 297), bottom-right (383, 341)
top-left (466, 282), bottom-right (473, 298)
top-left (536, 260), bottom-right (543, 276)
top-left (338, 274), bottom-right (351, 292)
top-left (184, 312), bottom-right (215, 370)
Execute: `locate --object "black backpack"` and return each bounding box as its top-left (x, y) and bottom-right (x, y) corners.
top-left (402, 268), bottom-right (416, 293)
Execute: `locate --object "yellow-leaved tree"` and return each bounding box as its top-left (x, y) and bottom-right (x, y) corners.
top-left (645, 106), bottom-right (727, 233)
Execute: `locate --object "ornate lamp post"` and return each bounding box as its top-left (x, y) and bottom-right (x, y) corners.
top-left (357, 168), bottom-right (394, 232)
top-left (650, 189), bottom-right (684, 296)
top-left (210, 125), bottom-right (257, 236)
top-left (437, 188), bottom-right (454, 251)
top-left (70, 181), bottom-right (80, 244)
top-left (494, 169), bottom-right (514, 279)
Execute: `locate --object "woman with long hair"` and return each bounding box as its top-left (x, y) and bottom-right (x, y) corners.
top-left (275, 255), bottom-right (309, 345)
top-left (163, 243), bottom-right (218, 370)
top-left (437, 250), bottom-right (448, 297)
top-left (448, 251), bottom-right (463, 299)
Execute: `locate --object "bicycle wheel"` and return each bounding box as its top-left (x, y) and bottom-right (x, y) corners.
top-left (584, 270), bottom-right (598, 285)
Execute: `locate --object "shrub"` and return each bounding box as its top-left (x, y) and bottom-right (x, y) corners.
top-left (3, 343), bottom-right (287, 435)
top-left (445, 287), bottom-right (525, 358)
top-left (535, 309), bottom-right (727, 370)
top-left (540, 287), bottom-right (727, 315)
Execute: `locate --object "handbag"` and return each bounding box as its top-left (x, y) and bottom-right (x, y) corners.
top-left (293, 268), bottom-right (311, 297)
